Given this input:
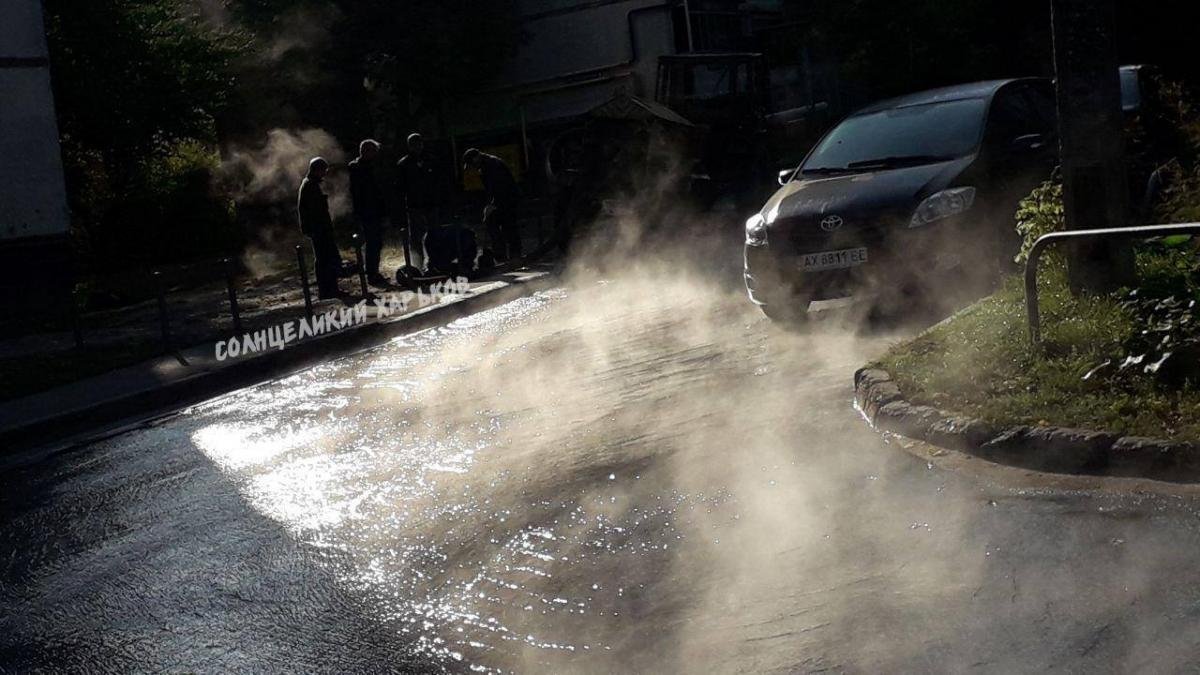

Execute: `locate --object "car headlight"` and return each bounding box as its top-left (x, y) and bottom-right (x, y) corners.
top-left (746, 213), bottom-right (768, 246)
top-left (910, 187), bottom-right (976, 228)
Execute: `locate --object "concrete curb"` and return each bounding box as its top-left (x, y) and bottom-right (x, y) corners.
top-left (0, 269), bottom-right (557, 452)
top-left (854, 367), bottom-right (1200, 483)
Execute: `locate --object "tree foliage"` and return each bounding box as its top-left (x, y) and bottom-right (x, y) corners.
top-left (45, 0), bottom-right (243, 269)
top-left (45, 0), bottom-right (240, 163)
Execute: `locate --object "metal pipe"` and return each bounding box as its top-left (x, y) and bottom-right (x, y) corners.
top-left (517, 71), bottom-right (635, 99)
top-left (1025, 223), bottom-right (1200, 344)
top-left (65, 281), bottom-right (83, 349)
top-left (296, 245), bottom-right (314, 320)
top-left (152, 270), bottom-right (172, 353)
top-left (223, 257), bottom-right (243, 336)
top-left (352, 233), bottom-right (370, 298)
top-left (519, 104), bottom-right (530, 171)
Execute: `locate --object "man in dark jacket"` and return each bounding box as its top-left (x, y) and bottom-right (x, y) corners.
top-left (463, 148), bottom-right (521, 262)
top-left (348, 139), bottom-right (389, 286)
top-left (395, 133), bottom-right (446, 271)
top-left (297, 157), bottom-right (343, 299)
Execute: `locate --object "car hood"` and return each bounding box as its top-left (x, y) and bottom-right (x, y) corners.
top-left (763, 157), bottom-right (972, 229)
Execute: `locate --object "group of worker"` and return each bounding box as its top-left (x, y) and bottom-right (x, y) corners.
top-left (296, 132), bottom-right (521, 299)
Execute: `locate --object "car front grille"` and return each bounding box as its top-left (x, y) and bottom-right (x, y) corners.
top-left (783, 213), bottom-right (904, 254)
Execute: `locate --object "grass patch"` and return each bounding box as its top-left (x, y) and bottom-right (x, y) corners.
top-left (878, 249), bottom-right (1200, 441)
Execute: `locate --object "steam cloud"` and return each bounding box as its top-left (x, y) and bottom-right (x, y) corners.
top-left (176, 122), bottom-right (1190, 672)
top-left (221, 128), bottom-right (347, 211)
top-left (221, 128), bottom-right (350, 277)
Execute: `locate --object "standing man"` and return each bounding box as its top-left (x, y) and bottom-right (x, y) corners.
top-left (463, 148), bottom-right (521, 262)
top-left (297, 157), bottom-right (343, 299)
top-left (348, 139), bottom-right (389, 286)
top-left (395, 133), bottom-right (445, 272)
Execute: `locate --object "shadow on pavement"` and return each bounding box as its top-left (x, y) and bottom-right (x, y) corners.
top-left (0, 425), bottom-right (434, 673)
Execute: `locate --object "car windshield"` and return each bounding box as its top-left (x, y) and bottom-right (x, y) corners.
top-left (802, 97), bottom-right (988, 174)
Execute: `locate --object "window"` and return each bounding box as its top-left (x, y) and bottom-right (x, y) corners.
top-left (987, 84), bottom-right (1056, 145)
top-left (803, 98), bottom-right (988, 172)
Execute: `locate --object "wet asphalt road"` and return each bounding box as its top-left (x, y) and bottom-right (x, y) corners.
top-left (5, 270), bottom-right (1200, 673)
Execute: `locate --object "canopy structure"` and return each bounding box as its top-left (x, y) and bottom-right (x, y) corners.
top-left (586, 91), bottom-right (695, 128)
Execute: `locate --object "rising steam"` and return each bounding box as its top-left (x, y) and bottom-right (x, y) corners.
top-left (221, 128), bottom-right (350, 277)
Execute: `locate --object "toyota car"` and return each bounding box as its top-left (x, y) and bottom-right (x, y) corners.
top-left (744, 78), bottom-right (1058, 322)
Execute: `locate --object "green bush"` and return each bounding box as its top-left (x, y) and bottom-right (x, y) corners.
top-left (89, 141), bottom-right (241, 271)
top-left (1013, 178), bottom-right (1064, 265)
top-left (46, 0), bottom-right (243, 273)
top-left (1154, 160), bottom-right (1200, 223)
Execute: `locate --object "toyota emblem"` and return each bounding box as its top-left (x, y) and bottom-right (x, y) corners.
top-left (820, 215), bottom-right (844, 232)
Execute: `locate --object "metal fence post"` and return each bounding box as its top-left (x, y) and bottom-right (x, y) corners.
top-left (223, 257), bottom-right (243, 336)
top-left (1025, 245), bottom-right (1044, 345)
top-left (296, 244), bottom-right (314, 320)
top-left (352, 233), bottom-right (369, 298)
top-left (65, 282), bottom-right (83, 349)
top-left (152, 270), bottom-right (172, 354)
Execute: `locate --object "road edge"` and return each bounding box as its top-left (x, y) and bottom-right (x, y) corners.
top-left (854, 367), bottom-right (1200, 483)
top-left (0, 269), bottom-right (558, 453)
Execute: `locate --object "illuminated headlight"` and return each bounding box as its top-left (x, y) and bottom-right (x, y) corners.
top-left (910, 187), bottom-right (976, 228)
top-left (745, 213), bottom-right (768, 246)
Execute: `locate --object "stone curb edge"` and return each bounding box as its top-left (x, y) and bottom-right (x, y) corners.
top-left (854, 367), bottom-right (1200, 483)
top-left (0, 272), bottom-right (557, 453)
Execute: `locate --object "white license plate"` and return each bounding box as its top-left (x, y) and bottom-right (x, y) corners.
top-left (800, 247), bottom-right (869, 272)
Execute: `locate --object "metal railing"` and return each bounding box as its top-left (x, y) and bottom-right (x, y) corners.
top-left (31, 254), bottom-right (251, 367)
top-left (148, 257), bottom-right (244, 364)
top-left (1025, 222), bottom-right (1200, 344)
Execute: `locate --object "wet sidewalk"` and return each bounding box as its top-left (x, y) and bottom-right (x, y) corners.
top-left (0, 264), bottom-right (556, 452)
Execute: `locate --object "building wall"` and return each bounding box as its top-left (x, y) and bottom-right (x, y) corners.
top-left (0, 0), bottom-right (69, 242)
top-left (501, 0), bottom-right (675, 90)
top-left (447, 0), bottom-right (679, 138)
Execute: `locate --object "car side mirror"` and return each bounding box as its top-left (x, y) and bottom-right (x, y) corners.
top-left (778, 168), bottom-right (793, 186)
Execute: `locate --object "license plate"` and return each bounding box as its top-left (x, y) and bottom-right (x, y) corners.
top-left (800, 247), bottom-right (868, 272)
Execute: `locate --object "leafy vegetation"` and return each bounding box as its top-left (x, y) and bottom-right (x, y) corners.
top-left (45, 0), bottom-right (243, 272)
top-left (1014, 178), bottom-right (1064, 264)
top-left (879, 253), bottom-right (1200, 440)
top-left (44, 0), bottom-right (521, 277)
top-left (882, 188), bottom-right (1200, 441)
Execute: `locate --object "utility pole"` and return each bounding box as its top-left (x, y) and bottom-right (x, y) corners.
top-left (1050, 0), bottom-right (1134, 293)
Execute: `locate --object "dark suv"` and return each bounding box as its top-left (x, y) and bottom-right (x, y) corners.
top-left (744, 78), bottom-right (1059, 322)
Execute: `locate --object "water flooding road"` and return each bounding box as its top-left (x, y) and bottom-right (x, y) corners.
top-left (5, 271), bottom-right (1200, 673)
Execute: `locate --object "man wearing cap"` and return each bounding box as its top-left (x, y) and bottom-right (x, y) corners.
top-left (297, 157), bottom-right (344, 299)
top-left (463, 148), bottom-right (521, 262)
